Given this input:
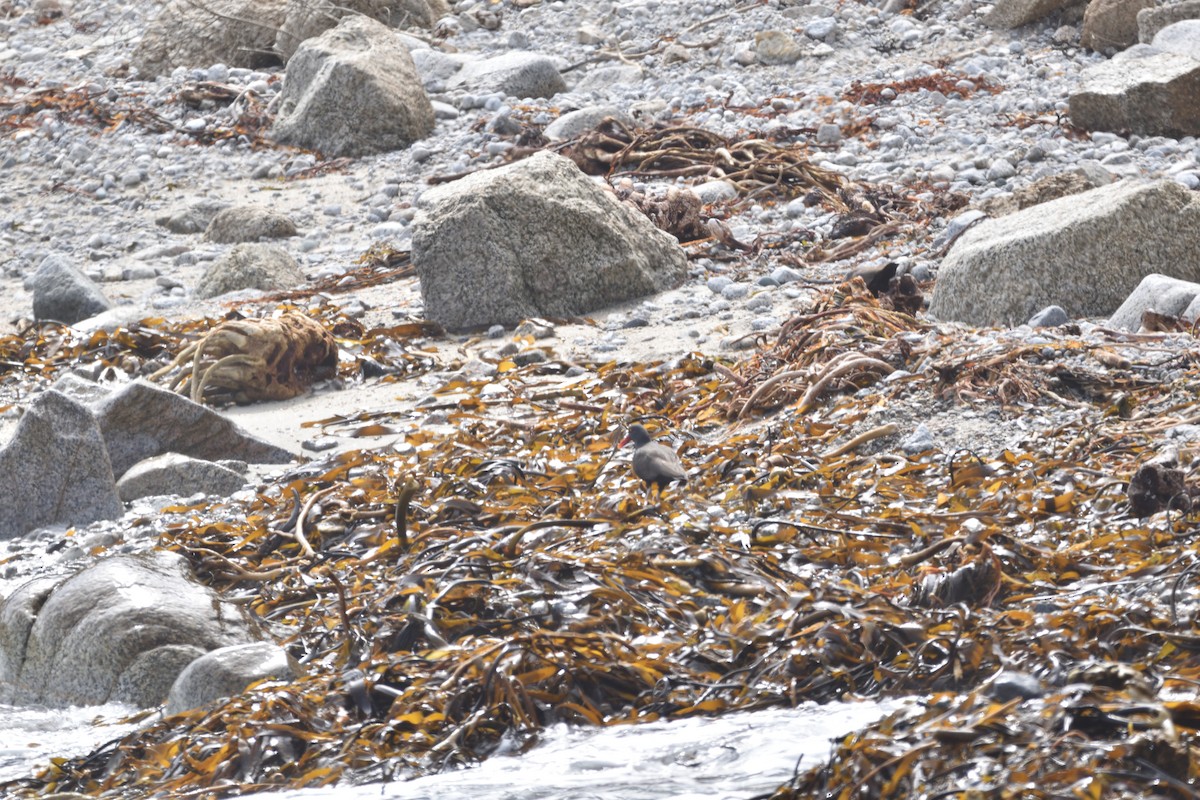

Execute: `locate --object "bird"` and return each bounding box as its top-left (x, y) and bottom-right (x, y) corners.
top-left (620, 423), bottom-right (688, 499)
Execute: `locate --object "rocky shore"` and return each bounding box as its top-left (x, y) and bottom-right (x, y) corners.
top-left (2, 0), bottom-right (1200, 797)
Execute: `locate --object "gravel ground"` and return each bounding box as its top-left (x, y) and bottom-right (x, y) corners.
top-left (0, 0), bottom-right (1197, 456)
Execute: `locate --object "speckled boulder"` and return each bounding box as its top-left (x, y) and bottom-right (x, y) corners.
top-left (194, 244), bottom-right (305, 300)
top-left (93, 379), bottom-right (293, 476)
top-left (271, 15), bottom-right (434, 158)
top-left (166, 642), bottom-right (295, 715)
top-left (274, 0), bottom-right (450, 60)
top-left (0, 389), bottom-right (121, 540)
top-left (985, 0), bottom-right (1081, 29)
top-left (412, 151), bottom-right (687, 331)
top-left (1070, 45), bottom-right (1200, 137)
top-left (205, 206), bottom-right (298, 244)
top-left (930, 179), bottom-right (1200, 326)
top-left (1138, 1), bottom-right (1200, 43)
top-left (1082, 0), bottom-right (1154, 53)
top-left (132, 0), bottom-right (286, 78)
top-left (29, 254), bottom-right (111, 325)
top-left (0, 551), bottom-right (259, 707)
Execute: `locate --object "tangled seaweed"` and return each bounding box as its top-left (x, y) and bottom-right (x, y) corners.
top-left (7, 284), bottom-right (1200, 798)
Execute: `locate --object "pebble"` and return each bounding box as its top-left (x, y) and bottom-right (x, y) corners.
top-left (985, 159), bottom-right (1016, 180)
top-left (692, 180), bottom-right (738, 203)
top-left (900, 423), bottom-right (935, 455)
top-left (1028, 305), bottom-right (1068, 327)
top-left (816, 123), bottom-right (841, 145)
top-left (720, 283), bottom-right (750, 300)
top-left (771, 267), bottom-right (803, 284)
top-left (804, 18), bottom-right (838, 41)
top-left (706, 277), bottom-right (733, 294)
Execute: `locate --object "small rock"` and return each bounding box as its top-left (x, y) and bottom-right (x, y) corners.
top-left (205, 206), bottom-right (297, 244)
top-left (804, 17), bottom-right (839, 41)
top-left (166, 642), bottom-right (294, 716)
top-left (30, 254), bottom-right (112, 325)
top-left (194, 244), bottom-right (306, 299)
top-left (987, 671), bottom-right (1045, 702)
top-left (900, 423), bottom-right (935, 455)
top-left (771, 266), bottom-right (803, 284)
top-left (816, 123), bottom-right (842, 145)
top-left (754, 30), bottom-right (804, 65)
top-left (1028, 305), bottom-right (1068, 327)
top-left (117, 452), bottom-right (248, 501)
top-left (691, 180), bottom-right (738, 203)
top-left (157, 200), bottom-right (231, 234)
top-left (720, 282), bottom-right (750, 300)
top-left (986, 159), bottom-right (1016, 181)
top-left (449, 51), bottom-right (566, 99)
top-left (577, 24), bottom-right (606, 45)
top-left (544, 105), bottom-right (631, 141)
top-left (514, 319), bottom-right (555, 339)
top-left (1109, 273), bottom-right (1200, 331)
top-left (513, 348), bottom-right (549, 366)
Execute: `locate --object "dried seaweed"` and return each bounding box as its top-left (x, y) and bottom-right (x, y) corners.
top-left (561, 117), bottom-right (847, 206)
top-left (9, 283), bottom-right (1200, 798)
top-left (148, 312), bottom-right (338, 404)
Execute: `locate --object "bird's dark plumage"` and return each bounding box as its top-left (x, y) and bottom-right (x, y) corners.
top-left (620, 423), bottom-right (688, 493)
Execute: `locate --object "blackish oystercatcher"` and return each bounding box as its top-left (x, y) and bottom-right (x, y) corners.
top-left (620, 423), bottom-right (688, 497)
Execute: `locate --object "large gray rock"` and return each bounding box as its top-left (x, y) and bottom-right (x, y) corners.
top-left (1138, 1), bottom-right (1200, 43)
top-left (977, 168), bottom-right (1112, 218)
top-left (1070, 46), bottom-right (1200, 137)
top-left (117, 452), bottom-right (248, 502)
top-left (271, 15), bottom-right (434, 158)
top-left (417, 151), bottom-right (691, 331)
top-left (166, 642), bottom-right (294, 715)
top-left (156, 200), bottom-right (232, 235)
top-left (1108, 274), bottom-right (1200, 330)
top-left (544, 105), bottom-right (632, 141)
top-left (413, 151), bottom-right (687, 331)
top-left (985, 0), bottom-right (1081, 29)
top-left (0, 577), bottom-right (58, 695)
top-left (30, 254), bottom-right (111, 325)
top-left (194, 243), bottom-right (305, 300)
top-left (410, 48), bottom-right (466, 89)
top-left (94, 379), bottom-right (293, 477)
top-left (449, 51), bottom-right (566, 99)
top-left (205, 206), bottom-right (297, 244)
top-left (1082, 0), bottom-right (1154, 53)
top-left (0, 551), bottom-right (258, 707)
top-left (132, 0), bottom-right (285, 79)
top-left (574, 65), bottom-right (645, 94)
top-left (274, 0), bottom-right (449, 60)
top-left (0, 390), bottom-right (121, 540)
top-left (1153, 20), bottom-right (1200, 61)
top-left (929, 180), bottom-right (1200, 327)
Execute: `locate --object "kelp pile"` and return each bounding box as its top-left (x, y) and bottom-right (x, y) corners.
top-left (0, 77), bottom-right (277, 148)
top-left (0, 256), bottom-right (437, 406)
top-left (6, 284), bottom-right (1200, 797)
top-left (558, 118), bottom-right (847, 205)
top-left (772, 680), bottom-right (1199, 798)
